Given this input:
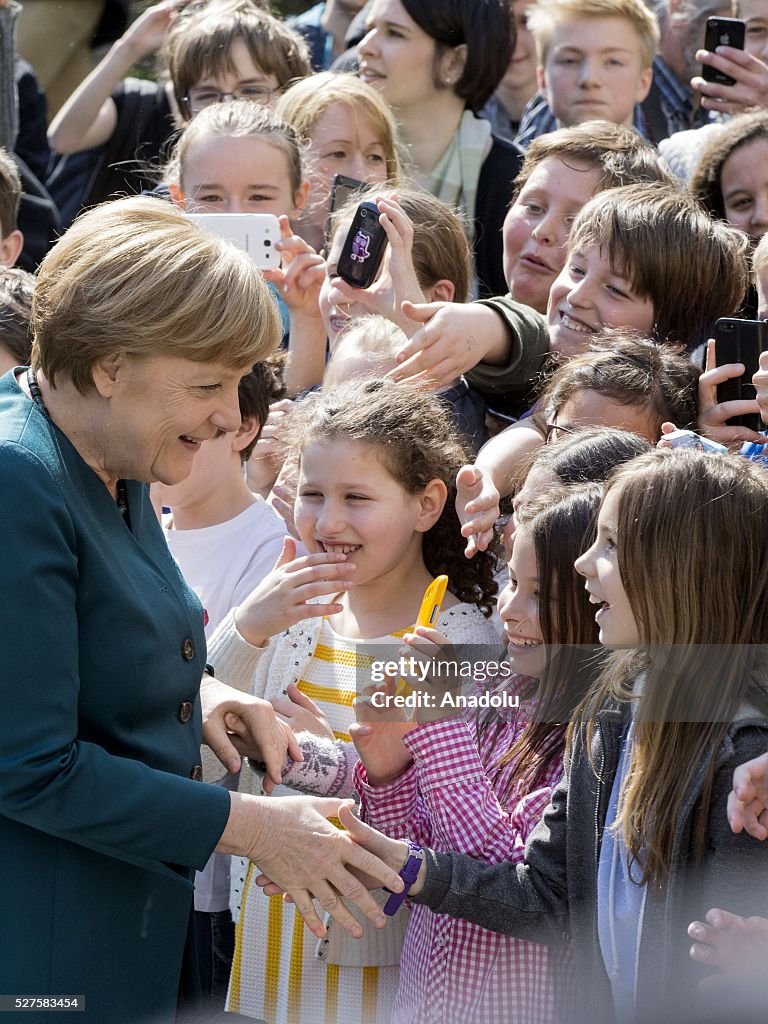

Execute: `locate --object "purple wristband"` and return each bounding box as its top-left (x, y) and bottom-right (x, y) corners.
top-left (383, 840), bottom-right (424, 916)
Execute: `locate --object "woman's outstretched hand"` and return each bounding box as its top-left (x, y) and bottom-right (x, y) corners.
top-left (217, 795), bottom-right (406, 939)
top-left (253, 802), bottom-right (417, 904)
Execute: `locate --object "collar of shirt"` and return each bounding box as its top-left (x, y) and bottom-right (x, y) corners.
top-left (652, 55), bottom-right (711, 133)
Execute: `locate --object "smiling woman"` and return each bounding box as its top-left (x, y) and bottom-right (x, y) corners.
top-left (275, 70), bottom-right (402, 249)
top-left (0, 197), bottom-right (403, 1024)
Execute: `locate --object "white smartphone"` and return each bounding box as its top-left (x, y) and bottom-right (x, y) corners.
top-left (184, 213), bottom-right (281, 270)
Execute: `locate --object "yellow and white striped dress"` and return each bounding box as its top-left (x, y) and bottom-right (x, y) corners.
top-left (227, 617), bottom-right (405, 1024)
top-left (209, 602), bottom-right (501, 1024)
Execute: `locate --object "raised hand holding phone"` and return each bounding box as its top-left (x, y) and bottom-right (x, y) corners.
top-left (693, 16), bottom-right (768, 114)
top-left (395, 575), bottom-right (448, 697)
top-left (337, 201), bottom-right (389, 288)
top-left (697, 337), bottom-right (764, 447)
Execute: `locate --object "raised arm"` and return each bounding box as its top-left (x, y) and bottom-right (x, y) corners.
top-left (48, 0), bottom-right (182, 154)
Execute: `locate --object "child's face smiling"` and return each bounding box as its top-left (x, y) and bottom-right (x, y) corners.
top-left (295, 439), bottom-right (440, 588)
top-left (497, 527), bottom-right (547, 678)
top-left (575, 486), bottom-right (639, 647)
top-left (546, 242), bottom-right (655, 357)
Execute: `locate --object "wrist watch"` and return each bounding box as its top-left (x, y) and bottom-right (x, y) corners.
top-left (383, 840), bottom-right (425, 916)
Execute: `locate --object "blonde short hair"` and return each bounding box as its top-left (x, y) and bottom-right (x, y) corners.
top-left (32, 196), bottom-right (282, 394)
top-left (324, 315), bottom-right (406, 385)
top-left (275, 72), bottom-right (403, 183)
top-left (527, 0), bottom-right (660, 67)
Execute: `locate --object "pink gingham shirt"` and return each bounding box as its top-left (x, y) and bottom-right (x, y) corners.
top-left (355, 686), bottom-right (566, 1024)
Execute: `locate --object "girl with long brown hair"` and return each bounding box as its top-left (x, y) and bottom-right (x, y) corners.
top-left (352, 482), bottom-right (604, 1022)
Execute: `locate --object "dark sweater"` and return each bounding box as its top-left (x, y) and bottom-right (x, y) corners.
top-left (466, 295), bottom-right (550, 418)
top-left (474, 136), bottom-right (523, 299)
top-left (413, 699), bottom-right (768, 1024)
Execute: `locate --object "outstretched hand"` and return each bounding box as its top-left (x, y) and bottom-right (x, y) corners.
top-left (727, 751), bottom-right (768, 839)
top-left (254, 802), bottom-right (415, 901)
top-left (223, 795), bottom-right (406, 939)
top-left (689, 908), bottom-right (768, 994)
top-left (455, 464), bottom-right (500, 557)
top-left (387, 302), bottom-right (506, 388)
top-left (122, 0), bottom-right (190, 60)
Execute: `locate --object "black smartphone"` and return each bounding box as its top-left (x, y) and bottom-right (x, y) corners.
top-left (329, 174), bottom-right (365, 215)
top-left (702, 17), bottom-right (746, 85)
top-left (714, 317), bottom-right (768, 431)
top-left (336, 200), bottom-right (388, 288)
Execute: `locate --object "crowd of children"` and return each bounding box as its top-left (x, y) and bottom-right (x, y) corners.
top-left (2, 0), bottom-right (768, 1022)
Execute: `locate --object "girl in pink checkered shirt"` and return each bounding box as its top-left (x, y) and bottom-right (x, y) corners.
top-left (353, 481), bottom-right (605, 1023)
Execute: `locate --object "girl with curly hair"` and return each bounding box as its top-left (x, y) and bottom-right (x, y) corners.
top-left (206, 376), bottom-right (500, 1023)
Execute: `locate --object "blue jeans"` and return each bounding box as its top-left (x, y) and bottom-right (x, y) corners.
top-left (194, 909), bottom-right (235, 1010)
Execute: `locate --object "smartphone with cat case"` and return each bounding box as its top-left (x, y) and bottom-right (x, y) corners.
top-left (336, 201), bottom-right (388, 288)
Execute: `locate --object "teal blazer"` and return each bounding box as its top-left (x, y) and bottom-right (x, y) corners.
top-left (0, 372), bottom-right (232, 1023)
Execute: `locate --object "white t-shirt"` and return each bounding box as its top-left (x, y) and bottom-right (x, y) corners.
top-left (163, 497), bottom-right (288, 912)
top-left (163, 499), bottom-right (288, 639)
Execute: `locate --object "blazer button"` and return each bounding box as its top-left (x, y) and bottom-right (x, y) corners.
top-left (178, 701), bottom-right (193, 724)
top-left (190, 764), bottom-right (203, 781)
top-left (181, 638), bottom-right (195, 661)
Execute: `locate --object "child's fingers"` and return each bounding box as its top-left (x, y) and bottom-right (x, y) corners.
top-left (272, 536), bottom-right (297, 570)
top-left (375, 200), bottom-right (413, 247)
top-left (688, 919), bottom-right (717, 945)
top-left (290, 575), bottom-right (356, 602)
top-left (701, 362), bottom-right (746, 390)
top-left (282, 253), bottom-right (325, 291)
top-left (704, 908), bottom-right (744, 931)
top-left (398, 299), bottom-right (444, 331)
top-left (285, 682), bottom-right (324, 715)
top-left (281, 551), bottom-right (354, 574)
top-left (404, 626), bottom-right (448, 648)
top-left (704, 337), bottom-right (716, 373)
top-left (464, 533), bottom-right (479, 558)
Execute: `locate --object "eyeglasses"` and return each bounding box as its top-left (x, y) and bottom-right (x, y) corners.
top-left (184, 84), bottom-right (278, 112)
top-left (544, 421), bottom-right (578, 444)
